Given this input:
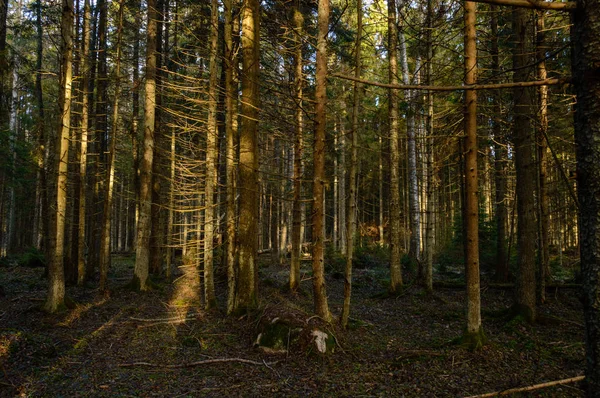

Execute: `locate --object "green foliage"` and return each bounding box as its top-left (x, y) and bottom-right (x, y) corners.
top-left (435, 210), bottom-right (502, 277)
top-left (18, 247), bottom-right (46, 268)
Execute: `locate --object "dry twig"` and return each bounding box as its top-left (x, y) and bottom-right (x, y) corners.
top-left (464, 375), bottom-right (585, 398)
top-left (119, 358), bottom-right (278, 369)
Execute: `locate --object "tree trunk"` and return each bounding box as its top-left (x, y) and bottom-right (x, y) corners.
top-left (462, 0), bottom-right (484, 348)
top-left (233, 0), bottom-right (260, 312)
top-left (312, 0), bottom-right (332, 322)
top-left (45, 0), bottom-right (74, 313)
top-left (133, 0), bottom-right (157, 291)
top-left (536, 10), bottom-right (549, 304)
top-left (512, 7), bottom-right (537, 323)
top-left (341, 0), bottom-right (361, 329)
top-left (225, 0), bottom-right (238, 313)
top-left (490, 6), bottom-right (508, 283)
top-left (290, 4), bottom-right (304, 292)
top-left (572, 0), bottom-right (600, 393)
top-left (77, 0), bottom-right (91, 286)
top-left (204, 0), bottom-right (219, 309)
top-left (99, 0), bottom-right (124, 292)
top-left (388, 0), bottom-right (403, 293)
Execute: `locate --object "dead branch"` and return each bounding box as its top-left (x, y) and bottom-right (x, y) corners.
top-left (119, 358), bottom-right (278, 369)
top-left (468, 0), bottom-right (576, 11)
top-left (129, 314), bottom-right (201, 323)
top-left (331, 74), bottom-right (569, 92)
top-left (464, 375), bottom-right (585, 398)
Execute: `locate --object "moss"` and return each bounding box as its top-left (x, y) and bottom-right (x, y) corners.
top-left (256, 319), bottom-right (293, 352)
top-left (456, 326), bottom-right (486, 351)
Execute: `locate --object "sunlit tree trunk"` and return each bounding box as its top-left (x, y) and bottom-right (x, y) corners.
top-left (77, 0), bottom-right (91, 286)
top-left (512, 7), bottom-right (537, 323)
top-left (45, 0), bottom-right (74, 313)
top-left (462, 0), bottom-right (484, 347)
top-left (312, 0), bottom-right (332, 322)
top-left (225, 0), bottom-right (238, 313)
top-left (233, 0), bottom-right (260, 312)
top-left (99, 0), bottom-right (124, 292)
top-left (290, 4), bottom-right (304, 292)
top-left (204, 0), bottom-right (219, 309)
top-left (133, 0), bottom-right (157, 291)
top-left (388, 0), bottom-right (403, 293)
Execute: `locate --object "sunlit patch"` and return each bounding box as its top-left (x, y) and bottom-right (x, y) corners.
top-left (58, 296), bottom-right (109, 328)
top-left (0, 331), bottom-right (22, 362)
top-left (167, 255), bottom-right (204, 321)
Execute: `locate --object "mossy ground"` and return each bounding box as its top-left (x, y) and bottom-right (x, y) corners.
top-left (0, 254), bottom-right (586, 397)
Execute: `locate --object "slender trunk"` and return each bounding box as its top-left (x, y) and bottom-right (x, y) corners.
top-left (341, 0), bottom-right (361, 328)
top-left (290, 4), bottom-right (303, 292)
top-left (388, 0), bottom-right (403, 293)
top-left (33, 0), bottom-right (46, 251)
top-left (204, 0), bottom-right (219, 309)
top-left (491, 6), bottom-right (508, 282)
top-left (233, 0), bottom-right (260, 312)
top-left (77, 0), bottom-right (91, 285)
top-left (463, 0), bottom-right (483, 346)
top-left (45, 0), bottom-right (74, 313)
top-left (536, 10), bottom-right (549, 304)
top-left (131, 0), bottom-right (141, 249)
top-left (513, 7), bottom-right (537, 323)
top-left (133, 0), bottom-right (157, 291)
top-left (312, 0), bottom-right (332, 322)
top-left (99, 0), bottom-right (124, 292)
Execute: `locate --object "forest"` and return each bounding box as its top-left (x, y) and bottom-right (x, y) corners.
top-left (1, 0), bottom-right (600, 396)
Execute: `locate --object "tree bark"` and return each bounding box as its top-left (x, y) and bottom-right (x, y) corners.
top-left (341, 0), bottom-right (361, 329)
top-left (233, 0), bottom-right (260, 312)
top-left (536, 10), bottom-right (550, 304)
top-left (388, 0), bottom-right (403, 293)
top-left (490, 6), bottom-right (508, 283)
top-left (45, 0), bottom-right (74, 313)
top-left (99, 0), bottom-right (124, 292)
top-left (312, 0), bottom-right (332, 322)
top-left (225, 0), bottom-right (238, 313)
top-left (572, 0), bottom-right (600, 393)
top-left (203, 0), bottom-right (219, 310)
top-left (290, 4), bottom-right (304, 292)
top-left (133, 0), bottom-right (157, 291)
top-left (512, 7), bottom-right (537, 323)
top-left (462, 0), bottom-right (484, 347)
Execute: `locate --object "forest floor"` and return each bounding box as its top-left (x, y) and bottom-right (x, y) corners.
top-left (0, 253), bottom-right (585, 397)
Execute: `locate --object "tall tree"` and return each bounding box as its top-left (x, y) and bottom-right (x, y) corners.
top-left (225, 0), bottom-right (238, 313)
top-left (233, 0), bottom-right (260, 312)
top-left (491, 5), bottom-right (508, 283)
top-left (204, 0), bottom-right (219, 309)
top-left (341, 0), bottom-right (362, 328)
top-left (388, 0), bottom-right (403, 293)
top-left (289, 2), bottom-right (304, 292)
top-left (512, 7), bottom-right (537, 322)
top-left (99, 0), bottom-right (125, 292)
top-left (536, 10), bottom-right (549, 304)
top-left (462, 0), bottom-right (484, 348)
top-left (311, 0), bottom-right (332, 322)
top-left (45, 0), bottom-right (74, 313)
top-left (133, 0), bottom-right (158, 291)
top-left (573, 0), bottom-right (600, 393)
top-left (77, 0), bottom-right (91, 286)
